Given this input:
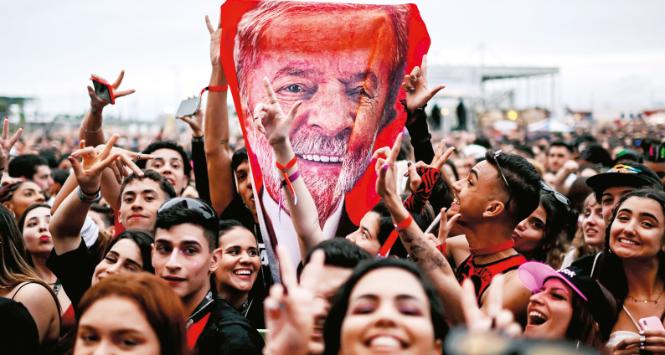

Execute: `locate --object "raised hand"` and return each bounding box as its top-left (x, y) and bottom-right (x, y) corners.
top-left (374, 133), bottom-right (403, 202)
top-left (69, 136), bottom-right (122, 194)
top-left (253, 77), bottom-right (302, 147)
top-left (461, 275), bottom-right (521, 336)
top-left (402, 55), bottom-right (445, 116)
top-left (0, 117), bottom-right (23, 170)
top-left (264, 246), bottom-right (325, 355)
top-left (179, 109), bottom-right (203, 138)
top-left (206, 15), bottom-right (223, 68)
top-left (87, 70), bottom-right (135, 112)
top-left (436, 207), bottom-right (461, 243)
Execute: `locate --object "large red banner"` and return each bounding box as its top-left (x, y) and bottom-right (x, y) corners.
top-left (220, 0), bottom-right (430, 269)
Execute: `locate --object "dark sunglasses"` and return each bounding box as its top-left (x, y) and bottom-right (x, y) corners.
top-left (492, 150), bottom-right (513, 207)
top-left (540, 181), bottom-right (571, 207)
top-left (157, 197), bottom-right (217, 222)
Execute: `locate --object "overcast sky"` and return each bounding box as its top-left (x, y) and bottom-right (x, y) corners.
top-left (1, 0), bottom-right (664, 119)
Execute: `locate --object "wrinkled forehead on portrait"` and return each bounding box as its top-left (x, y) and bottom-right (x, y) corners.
top-left (234, 2), bottom-right (409, 112)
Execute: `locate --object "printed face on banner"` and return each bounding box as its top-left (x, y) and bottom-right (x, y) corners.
top-left (237, 6), bottom-right (405, 225)
top-left (226, 0), bottom-right (428, 264)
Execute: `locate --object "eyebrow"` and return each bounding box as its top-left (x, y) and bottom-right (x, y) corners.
top-left (273, 65), bottom-right (319, 80)
top-left (470, 169), bottom-right (479, 180)
top-left (124, 258), bottom-right (142, 269)
top-left (360, 226), bottom-right (374, 239)
top-left (340, 71), bottom-right (379, 90)
top-left (353, 293), bottom-right (422, 302)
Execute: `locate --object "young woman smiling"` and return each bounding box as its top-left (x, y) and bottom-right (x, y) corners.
top-left (214, 219), bottom-right (264, 327)
top-left (323, 258), bottom-right (447, 355)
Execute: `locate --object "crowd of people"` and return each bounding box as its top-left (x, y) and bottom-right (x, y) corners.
top-left (2, 7), bottom-right (665, 355)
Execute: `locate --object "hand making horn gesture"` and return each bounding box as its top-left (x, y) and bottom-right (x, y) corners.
top-left (406, 138), bottom-right (456, 192)
top-left (402, 55), bottom-right (446, 116)
top-left (71, 135), bottom-right (152, 185)
top-left (253, 77), bottom-right (303, 147)
top-left (264, 246), bottom-right (325, 355)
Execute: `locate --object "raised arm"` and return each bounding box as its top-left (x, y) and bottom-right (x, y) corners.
top-left (50, 136), bottom-right (147, 254)
top-left (375, 134), bottom-right (467, 325)
top-left (0, 117), bottom-right (23, 178)
top-left (180, 110), bottom-right (211, 202)
top-left (50, 137), bottom-right (122, 254)
top-left (79, 70), bottom-right (135, 148)
top-left (402, 55), bottom-right (445, 163)
top-left (255, 78), bottom-right (324, 257)
top-left (203, 15), bottom-right (235, 215)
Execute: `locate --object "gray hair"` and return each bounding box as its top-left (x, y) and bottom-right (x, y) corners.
top-left (233, 2), bottom-right (409, 129)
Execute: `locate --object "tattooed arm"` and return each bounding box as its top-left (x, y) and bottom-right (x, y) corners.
top-left (375, 136), bottom-right (466, 325)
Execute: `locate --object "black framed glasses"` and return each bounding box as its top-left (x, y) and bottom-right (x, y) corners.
top-left (540, 181), bottom-right (571, 207)
top-left (157, 197), bottom-right (217, 223)
top-left (491, 150), bottom-right (513, 207)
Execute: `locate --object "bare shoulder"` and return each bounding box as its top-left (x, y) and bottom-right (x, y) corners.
top-left (12, 282), bottom-right (57, 310)
top-left (447, 234), bottom-right (470, 263)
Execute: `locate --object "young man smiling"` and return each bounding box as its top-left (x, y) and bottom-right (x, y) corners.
top-left (376, 137), bottom-right (542, 325)
top-left (152, 197), bottom-right (263, 354)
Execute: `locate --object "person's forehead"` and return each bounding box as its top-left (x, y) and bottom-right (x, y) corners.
top-left (122, 179), bottom-right (161, 194)
top-left (18, 182), bottom-right (42, 192)
top-left (548, 146), bottom-right (569, 154)
top-left (25, 207), bottom-right (50, 219)
top-left (619, 196), bottom-right (664, 219)
top-left (155, 224), bottom-right (208, 245)
top-left (472, 160), bottom-right (498, 180)
top-left (36, 165), bottom-right (51, 173)
top-left (603, 186), bottom-right (634, 197)
top-left (350, 268), bottom-right (427, 301)
top-left (219, 228), bottom-right (256, 247)
top-left (109, 238), bottom-right (141, 259)
top-left (150, 148), bottom-right (183, 162)
top-left (542, 278), bottom-right (571, 294)
top-left (259, 9), bottom-right (397, 54)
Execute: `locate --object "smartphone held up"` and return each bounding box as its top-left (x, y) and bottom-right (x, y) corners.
top-left (90, 75), bottom-right (115, 104)
top-left (175, 96), bottom-right (201, 118)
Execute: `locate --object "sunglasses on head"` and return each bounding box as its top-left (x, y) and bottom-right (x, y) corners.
top-left (491, 150), bottom-right (513, 207)
top-left (540, 181), bottom-right (571, 207)
top-left (157, 197), bottom-right (217, 222)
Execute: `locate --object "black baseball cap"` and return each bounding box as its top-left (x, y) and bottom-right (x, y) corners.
top-left (586, 162), bottom-right (662, 199)
top-left (519, 262), bottom-right (617, 340)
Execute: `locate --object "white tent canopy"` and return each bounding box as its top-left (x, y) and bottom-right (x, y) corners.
top-left (528, 118), bottom-right (572, 132)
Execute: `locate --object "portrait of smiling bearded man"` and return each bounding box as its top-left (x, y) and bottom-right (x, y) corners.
top-left (221, 0), bottom-right (430, 267)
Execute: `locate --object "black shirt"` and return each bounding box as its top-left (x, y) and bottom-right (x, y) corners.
top-left (194, 297), bottom-right (264, 355)
top-left (46, 239), bottom-right (95, 312)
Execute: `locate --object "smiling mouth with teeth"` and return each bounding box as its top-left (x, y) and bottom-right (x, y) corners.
top-left (298, 154), bottom-right (342, 164)
top-left (234, 270), bottom-right (253, 276)
top-left (528, 311), bottom-right (547, 325)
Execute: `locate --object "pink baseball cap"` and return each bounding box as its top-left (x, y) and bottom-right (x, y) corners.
top-left (518, 261), bottom-right (587, 301)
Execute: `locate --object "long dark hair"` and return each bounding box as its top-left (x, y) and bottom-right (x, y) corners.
top-left (565, 283), bottom-right (617, 349)
top-left (323, 258), bottom-right (446, 355)
top-left (528, 192), bottom-right (576, 267)
top-left (593, 189), bottom-right (665, 307)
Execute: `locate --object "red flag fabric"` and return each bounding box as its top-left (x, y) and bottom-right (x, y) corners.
top-left (220, 0), bottom-right (430, 268)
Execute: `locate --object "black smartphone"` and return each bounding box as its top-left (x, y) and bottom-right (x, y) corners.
top-left (91, 76), bottom-right (114, 104)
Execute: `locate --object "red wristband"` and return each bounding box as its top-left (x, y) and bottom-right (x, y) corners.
top-left (394, 215), bottom-right (413, 231)
top-left (276, 156), bottom-right (297, 171)
top-left (199, 85), bottom-right (228, 96)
